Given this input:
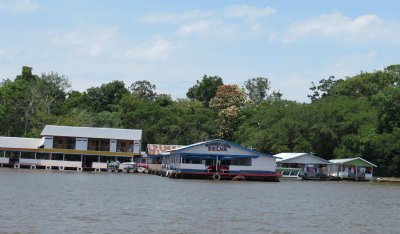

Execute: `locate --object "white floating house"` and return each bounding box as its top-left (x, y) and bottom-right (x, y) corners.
top-left (0, 137), bottom-right (43, 165)
top-left (275, 153), bottom-right (331, 180)
top-left (161, 139), bottom-right (280, 181)
top-left (329, 157), bottom-right (377, 181)
top-left (0, 125), bottom-right (142, 171)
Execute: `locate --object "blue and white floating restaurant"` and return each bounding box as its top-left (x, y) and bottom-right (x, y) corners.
top-left (161, 139), bottom-right (280, 181)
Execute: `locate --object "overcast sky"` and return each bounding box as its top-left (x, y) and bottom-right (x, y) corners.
top-left (1, 0), bottom-right (399, 102)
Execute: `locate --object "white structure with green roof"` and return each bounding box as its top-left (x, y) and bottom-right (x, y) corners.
top-left (329, 157), bottom-right (377, 181)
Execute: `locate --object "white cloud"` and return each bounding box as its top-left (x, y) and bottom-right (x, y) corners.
top-left (124, 37), bottom-right (180, 60)
top-left (177, 19), bottom-right (240, 40)
top-left (141, 10), bottom-right (214, 24)
top-left (224, 5), bottom-right (276, 20)
top-left (51, 26), bottom-right (118, 57)
top-left (142, 6), bottom-right (277, 40)
top-left (178, 20), bottom-right (214, 35)
top-left (0, 0), bottom-right (39, 13)
top-left (284, 12), bottom-right (400, 44)
top-left (325, 51), bottom-right (378, 78)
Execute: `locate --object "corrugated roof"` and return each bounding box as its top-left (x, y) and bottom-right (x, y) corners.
top-left (274, 153), bottom-right (308, 161)
top-left (169, 139), bottom-right (277, 158)
top-left (274, 152), bottom-right (330, 164)
top-left (41, 125), bottom-right (142, 140)
top-left (147, 144), bottom-right (185, 155)
top-left (330, 157), bottom-right (377, 167)
top-left (0, 137), bottom-right (43, 149)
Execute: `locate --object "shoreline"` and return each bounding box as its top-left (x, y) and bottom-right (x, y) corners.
top-left (375, 177), bottom-right (400, 182)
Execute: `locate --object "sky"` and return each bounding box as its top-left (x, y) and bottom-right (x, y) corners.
top-left (1, 0), bottom-right (399, 102)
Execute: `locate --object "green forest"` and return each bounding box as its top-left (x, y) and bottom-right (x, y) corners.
top-left (1, 65), bottom-right (399, 176)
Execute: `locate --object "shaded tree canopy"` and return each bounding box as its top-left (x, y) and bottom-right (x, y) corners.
top-left (244, 77), bottom-right (270, 105)
top-left (186, 75), bottom-right (223, 107)
top-left (129, 80), bottom-right (157, 101)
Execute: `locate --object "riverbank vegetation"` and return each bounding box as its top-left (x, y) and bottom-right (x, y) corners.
top-left (1, 65), bottom-right (399, 176)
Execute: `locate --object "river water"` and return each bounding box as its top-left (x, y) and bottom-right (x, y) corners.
top-left (0, 168), bottom-right (399, 234)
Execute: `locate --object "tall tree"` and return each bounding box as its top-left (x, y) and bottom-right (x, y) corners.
top-left (16, 66), bottom-right (37, 81)
top-left (210, 84), bottom-right (245, 140)
top-left (39, 72), bottom-right (71, 115)
top-left (186, 75), bottom-right (223, 107)
top-left (0, 67), bottom-right (70, 136)
top-left (308, 76), bottom-right (339, 101)
top-left (129, 80), bottom-right (157, 101)
top-left (374, 87), bottom-right (400, 133)
top-left (244, 77), bottom-right (271, 105)
top-left (85, 80), bottom-right (129, 112)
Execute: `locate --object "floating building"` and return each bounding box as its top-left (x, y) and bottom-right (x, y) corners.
top-left (0, 125), bottom-right (142, 171)
top-left (146, 144), bottom-right (185, 174)
top-left (275, 153), bottom-right (331, 180)
top-left (329, 157), bottom-right (377, 181)
top-left (161, 139), bottom-right (280, 181)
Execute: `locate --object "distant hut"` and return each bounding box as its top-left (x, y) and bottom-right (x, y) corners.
top-left (329, 157), bottom-right (377, 181)
top-left (274, 153), bottom-right (331, 180)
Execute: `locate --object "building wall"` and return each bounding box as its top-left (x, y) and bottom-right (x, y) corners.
top-left (230, 156), bottom-right (276, 172)
top-left (110, 139), bottom-right (117, 152)
top-left (133, 140), bottom-right (141, 154)
top-left (44, 136), bottom-right (53, 149)
top-left (179, 143), bottom-right (258, 157)
top-left (76, 138), bottom-right (88, 150)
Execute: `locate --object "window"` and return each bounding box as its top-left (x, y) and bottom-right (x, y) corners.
top-left (117, 156), bottom-right (132, 163)
top-left (99, 156), bottom-right (111, 162)
top-left (88, 138), bottom-right (110, 151)
top-left (183, 156), bottom-right (202, 164)
top-left (65, 154), bottom-right (81, 161)
top-left (21, 152), bottom-right (35, 159)
top-left (117, 140), bottom-right (133, 152)
top-left (51, 153), bottom-right (64, 160)
top-left (231, 157), bottom-right (252, 166)
top-left (5, 151), bottom-right (20, 159)
top-left (36, 153), bottom-right (50, 160)
top-left (66, 138), bottom-right (76, 149)
top-left (53, 137), bottom-right (66, 149)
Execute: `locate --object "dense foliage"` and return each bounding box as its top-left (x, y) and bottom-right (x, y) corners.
top-left (1, 66), bottom-right (399, 176)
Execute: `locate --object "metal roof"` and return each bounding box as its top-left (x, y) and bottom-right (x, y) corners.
top-left (274, 153), bottom-right (331, 164)
top-left (41, 125), bottom-right (142, 140)
top-left (169, 139), bottom-right (278, 158)
top-left (275, 153), bottom-right (308, 161)
top-left (329, 157), bottom-right (377, 167)
top-left (147, 144), bottom-right (185, 155)
top-left (0, 137), bottom-right (43, 149)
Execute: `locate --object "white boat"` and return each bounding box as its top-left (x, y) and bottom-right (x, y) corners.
top-left (277, 167), bottom-right (302, 180)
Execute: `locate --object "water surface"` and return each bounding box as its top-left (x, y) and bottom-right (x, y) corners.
top-left (0, 168), bottom-right (399, 233)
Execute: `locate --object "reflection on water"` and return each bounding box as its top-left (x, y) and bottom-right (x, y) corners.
top-left (0, 168), bottom-right (399, 233)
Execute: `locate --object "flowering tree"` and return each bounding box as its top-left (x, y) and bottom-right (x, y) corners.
top-left (210, 85), bottom-right (245, 139)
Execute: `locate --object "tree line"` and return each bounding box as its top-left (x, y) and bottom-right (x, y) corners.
top-left (1, 65), bottom-right (399, 176)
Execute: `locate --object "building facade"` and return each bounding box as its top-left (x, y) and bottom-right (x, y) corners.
top-left (0, 125), bottom-right (142, 171)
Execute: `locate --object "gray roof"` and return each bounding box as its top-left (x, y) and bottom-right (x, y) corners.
top-left (0, 137), bottom-right (43, 149)
top-left (169, 139), bottom-right (277, 158)
top-left (274, 153), bottom-right (331, 164)
top-left (330, 157), bottom-right (377, 167)
top-left (41, 125), bottom-right (142, 140)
